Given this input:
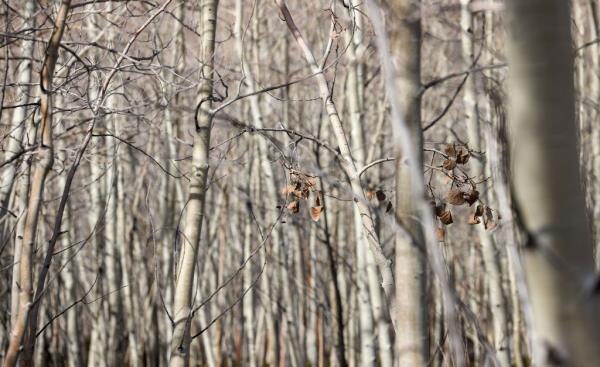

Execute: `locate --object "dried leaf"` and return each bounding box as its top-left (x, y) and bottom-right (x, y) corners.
top-left (376, 190), bottom-right (386, 202)
top-left (484, 206), bottom-right (495, 230)
top-left (446, 188), bottom-right (466, 206)
top-left (442, 159), bottom-right (457, 170)
top-left (436, 227), bottom-right (446, 242)
top-left (439, 210), bottom-right (453, 225)
top-left (464, 189), bottom-right (479, 206)
top-left (484, 220), bottom-right (496, 229)
top-left (366, 191), bottom-right (375, 201)
top-left (456, 150), bottom-right (470, 164)
top-left (445, 143), bottom-right (457, 158)
top-left (435, 203), bottom-right (446, 217)
top-left (302, 188), bottom-right (310, 199)
top-left (468, 213), bottom-right (481, 225)
top-left (281, 185), bottom-right (295, 196)
top-left (485, 206), bottom-right (493, 220)
top-left (310, 206), bottom-right (324, 221)
top-left (287, 200), bottom-right (300, 213)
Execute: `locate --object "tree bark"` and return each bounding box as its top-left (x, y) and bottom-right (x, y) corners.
top-left (169, 0), bottom-right (218, 365)
top-left (0, 0), bottom-right (35, 241)
top-left (388, 1), bottom-right (429, 365)
top-left (461, 2), bottom-right (511, 366)
top-left (506, 0), bottom-right (600, 365)
top-left (274, 0), bottom-right (395, 323)
top-left (2, 1), bottom-right (70, 365)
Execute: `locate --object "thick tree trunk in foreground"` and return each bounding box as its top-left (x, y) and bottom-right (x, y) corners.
top-left (506, 0), bottom-right (600, 365)
top-left (169, 0), bottom-right (218, 365)
top-left (388, 1), bottom-right (428, 365)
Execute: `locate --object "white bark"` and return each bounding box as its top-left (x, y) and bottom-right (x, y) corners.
top-left (506, 0), bottom-right (600, 364)
top-left (2, 2), bottom-right (70, 365)
top-left (169, 0), bottom-right (218, 365)
top-left (461, 2), bottom-right (510, 366)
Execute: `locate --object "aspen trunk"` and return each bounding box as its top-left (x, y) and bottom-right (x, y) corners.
top-left (169, 0), bottom-right (218, 364)
top-left (2, 2), bottom-right (70, 365)
top-left (274, 0), bottom-right (395, 324)
top-left (388, 1), bottom-right (428, 365)
top-left (345, 4), bottom-right (393, 365)
top-left (0, 0), bottom-right (35, 238)
top-left (589, 1), bottom-right (600, 269)
top-left (461, 2), bottom-right (510, 366)
top-left (506, 0), bottom-right (600, 364)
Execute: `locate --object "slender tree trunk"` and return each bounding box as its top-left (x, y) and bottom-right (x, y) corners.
top-left (345, 5), bottom-right (393, 365)
top-left (506, 0), bottom-right (600, 365)
top-left (274, 0), bottom-right (395, 328)
top-left (2, 2), bottom-right (70, 365)
top-left (461, 2), bottom-right (510, 366)
top-left (55, 93), bottom-right (82, 367)
top-left (0, 0), bottom-right (35, 240)
top-left (169, 0), bottom-right (218, 365)
top-left (589, 1), bottom-right (600, 269)
top-left (242, 152), bottom-right (257, 367)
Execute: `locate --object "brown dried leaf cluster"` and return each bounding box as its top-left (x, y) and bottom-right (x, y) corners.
top-left (281, 170), bottom-right (324, 221)
top-left (442, 143), bottom-right (471, 171)
top-left (366, 188), bottom-right (394, 213)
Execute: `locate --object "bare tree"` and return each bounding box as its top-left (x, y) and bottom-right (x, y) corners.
top-left (169, 0), bottom-right (218, 365)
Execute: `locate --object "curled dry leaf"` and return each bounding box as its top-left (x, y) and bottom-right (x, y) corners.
top-left (484, 206), bottom-right (496, 230)
top-left (281, 185), bottom-right (295, 196)
top-left (485, 220), bottom-right (497, 230)
top-left (436, 227), bottom-right (446, 241)
top-left (302, 188), bottom-right (310, 199)
top-left (456, 150), bottom-right (470, 164)
top-left (439, 210), bottom-right (453, 225)
top-left (446, 188), bottom-right (466, 206)
top-left (464, 189), bottom-right (479, 206)
top-left (442, 159), bottom-right (457, 170)
top-left (435, 203), bottom-right (446, 217)
top-left (288, 200), bottom-right (300, 213)
top-left (366, 190), bottom-right (375, 201)
top-left (445, 143), bottom-right (457, 158)
top-left (376, 190), bottom-right (386, 201)
top-left (310, 206), bottom-right (324, 221)
top-left (468, 213), bottom-right (481, 225)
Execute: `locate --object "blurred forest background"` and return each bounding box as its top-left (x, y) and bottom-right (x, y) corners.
top-left (1, 0), bottom-right (599, 366)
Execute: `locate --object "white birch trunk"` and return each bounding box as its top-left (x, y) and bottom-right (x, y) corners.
top-left (506, 0), bottom-right (600, 364)
top-left (169, 0), bottom-right (218, 364)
